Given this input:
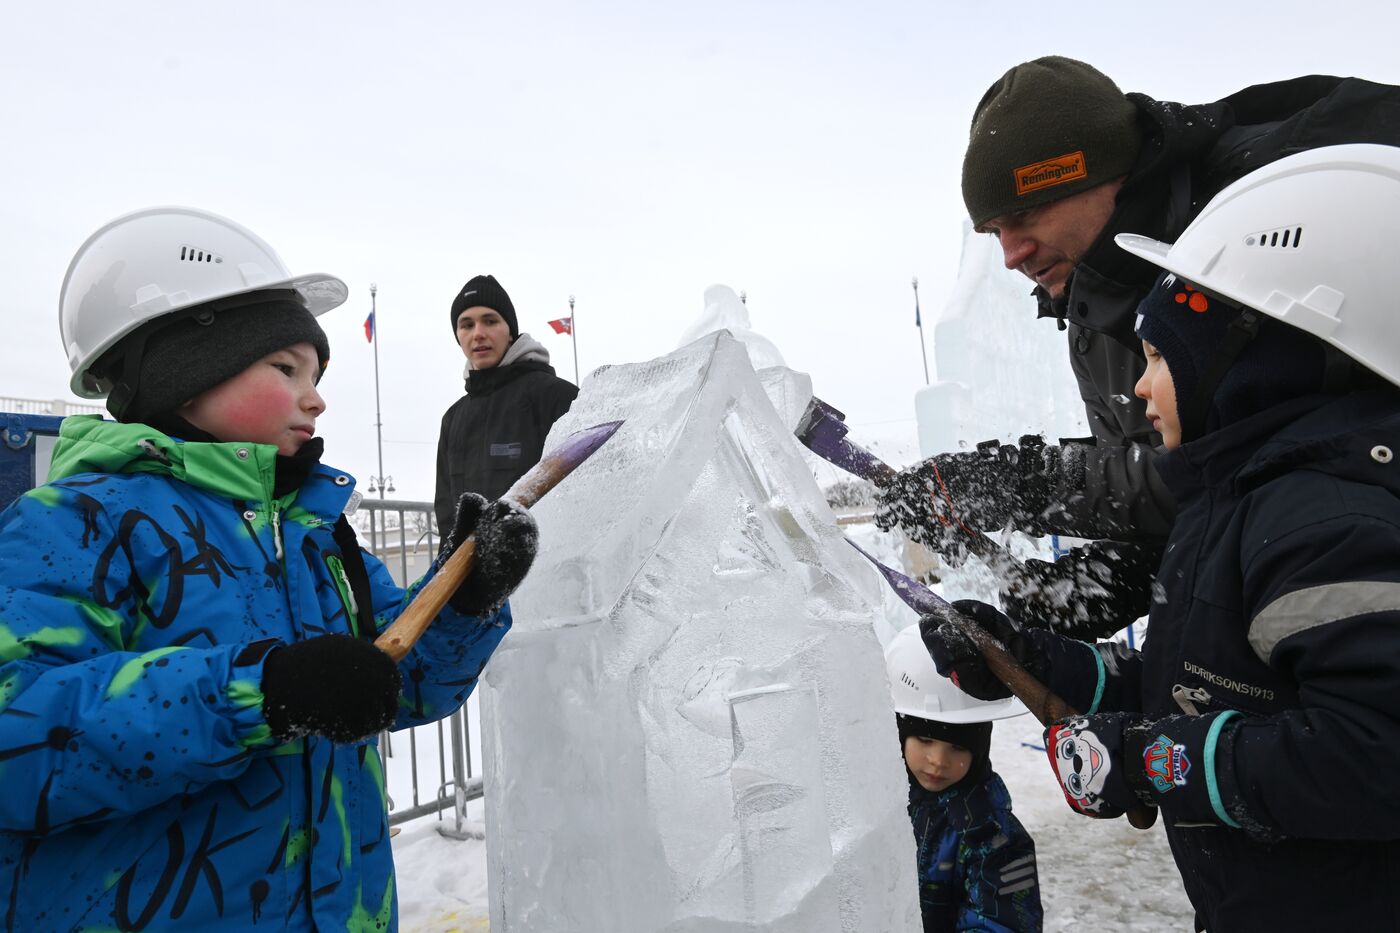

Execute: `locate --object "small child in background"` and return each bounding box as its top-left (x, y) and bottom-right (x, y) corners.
top-left (0, 206), bottom-right (536, 931)
top-left (885, 625), bottom-right (1043, 932)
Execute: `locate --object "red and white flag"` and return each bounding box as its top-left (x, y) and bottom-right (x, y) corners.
top-left (548, 316), bottom-right (573, 335)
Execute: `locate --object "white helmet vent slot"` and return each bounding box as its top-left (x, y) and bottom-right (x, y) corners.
top-left (1245, 226), bottom-right (1303, 249)
top-left (179, 245), bottom-right (224, 264)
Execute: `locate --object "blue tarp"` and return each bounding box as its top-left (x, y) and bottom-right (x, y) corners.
top-left (0, 412), bottom-right (66, 512)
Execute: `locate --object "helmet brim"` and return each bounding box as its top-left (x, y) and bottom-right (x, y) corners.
top-left (891, 696), bottom-right (1030, 723)
top-left (70, 272), bottom-right (349, 399)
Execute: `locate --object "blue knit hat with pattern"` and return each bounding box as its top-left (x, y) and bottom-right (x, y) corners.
top-left (1134, 271), bottom-right (1328, 441)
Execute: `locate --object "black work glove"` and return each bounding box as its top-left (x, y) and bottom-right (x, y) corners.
top-left (919, 599), bottom-right (1051, 702)
top-left (1000, 540), bottom-right (1162, 640)
top-left (873, 436), bottom-right (1062, 558)
top-left (441, 492), bottom-right (539, 616)
top-left (261, 634), bottom-right (401, 743)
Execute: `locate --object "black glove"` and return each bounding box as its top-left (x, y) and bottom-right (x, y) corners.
top-left (261, 634), bottom-right (401, 743)
top-left (442, 492), bottom-right (539, 616)
top-left (919, 599), bottom-right (1050, 701)
top-left (874, 436), bottom-right (1062, 556)
top-left (1000, 540), bottom-right (1162, 639)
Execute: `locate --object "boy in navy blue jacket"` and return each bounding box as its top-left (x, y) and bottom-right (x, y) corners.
top-left (922, 144), bottom-right (1400, 931)
top-left (885, 625), bottom-right (1042, 932)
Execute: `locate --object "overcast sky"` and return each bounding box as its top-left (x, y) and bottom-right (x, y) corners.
top-left (4, 1), bottom-right (1396, 500)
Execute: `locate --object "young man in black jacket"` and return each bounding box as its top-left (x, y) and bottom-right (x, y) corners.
top-left (434, 274), bottom-right (578, 536)
top-left (877, 57), bottom-right (1400, 637)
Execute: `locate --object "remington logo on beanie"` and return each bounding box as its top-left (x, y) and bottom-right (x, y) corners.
top-left (962, 56), bottom-right (1141, 226)
top-left (1015, 151), bottom-right (1086, 195)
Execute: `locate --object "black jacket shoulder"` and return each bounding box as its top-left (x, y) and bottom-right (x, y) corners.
top-left (434, 364), bottom-right (578, 533)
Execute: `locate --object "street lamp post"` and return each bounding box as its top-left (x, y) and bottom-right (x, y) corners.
top-left (369, 283), bottom-right (389, 499)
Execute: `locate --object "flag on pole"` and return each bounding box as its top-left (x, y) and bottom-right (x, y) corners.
top-left (548, 316), bottom-right (573, 335)
top-left (364, 310), bottom-right (375, 343)
top-left (914, 294), bottom-right (922, 329)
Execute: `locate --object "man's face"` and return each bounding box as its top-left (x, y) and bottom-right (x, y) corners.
top-left (977, 178), bottom-right (1124, 298)
top-left (456, 307), bottom-right (513, 370)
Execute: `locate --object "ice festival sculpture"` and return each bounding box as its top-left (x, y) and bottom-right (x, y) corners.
top-left (480, 331), bottom-right (919, 932)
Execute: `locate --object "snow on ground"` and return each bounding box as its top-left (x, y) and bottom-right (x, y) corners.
top-left (390, 654), bottom-right (1194, 932)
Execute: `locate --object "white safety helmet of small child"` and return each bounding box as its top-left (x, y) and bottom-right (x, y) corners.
top-left (60, 206), bottom-right (349, 399)
top-left (1116, 143), bottom-right (1400, 389)
top-left (884, 624), bottom-right (1027, 724)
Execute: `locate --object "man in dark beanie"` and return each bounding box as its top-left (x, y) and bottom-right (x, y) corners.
top-left (877, 56), bottom-right (1400, 634)
top-left (435, 273), bottom-right (578, 537)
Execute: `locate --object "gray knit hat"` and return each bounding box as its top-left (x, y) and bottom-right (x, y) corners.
top-left (962, 56), bottom-right (1142, 227)
top-left (94, 289), bottom-right (330, 424)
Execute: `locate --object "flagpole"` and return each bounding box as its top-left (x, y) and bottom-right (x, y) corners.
top-left (370, 283), bottom-right (387, 499)
top-left (568, 294), bottom-right (579, 384)
top-left (913, 276), bottom-right (930, 385)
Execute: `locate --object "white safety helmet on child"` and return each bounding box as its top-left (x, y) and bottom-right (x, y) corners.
top-left (1116, 143), bottom-right (1400, 388)
top-left (60, 206), bottom-right (348, 399)
top-left (884, 624), bottom-right (1027, 723)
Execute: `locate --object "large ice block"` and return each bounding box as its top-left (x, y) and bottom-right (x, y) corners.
top-left (481, 332), bottom-right (919, 932)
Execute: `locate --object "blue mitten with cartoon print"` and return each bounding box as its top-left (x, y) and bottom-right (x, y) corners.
top-left (1046, 712), bottom-right (1243, 826)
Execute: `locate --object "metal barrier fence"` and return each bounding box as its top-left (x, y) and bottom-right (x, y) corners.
top-left (356, 497), bottom-right (484, 839)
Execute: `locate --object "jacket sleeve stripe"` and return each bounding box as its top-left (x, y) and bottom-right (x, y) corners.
top-left (1204, 710), bottom-right (1243, 829)
top-left (999, 878), bottom-right (1038, 896)
top-left (1086, 641), bottom-right (1107, 714)
top-left (1248, 581), bottom-right (1400, 663)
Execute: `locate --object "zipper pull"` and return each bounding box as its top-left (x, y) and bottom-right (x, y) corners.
top-left (272, 508), bottom-right (284, 561)
top-left (1171, 684), bottom-right (1211, 715)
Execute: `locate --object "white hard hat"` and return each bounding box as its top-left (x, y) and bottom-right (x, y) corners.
top-left (1116, 143), bottom-right (1400, 388)
top-left (60, 206), bottom-right (348, 399)
top-left (884, 624), bottom-right (1027, 724)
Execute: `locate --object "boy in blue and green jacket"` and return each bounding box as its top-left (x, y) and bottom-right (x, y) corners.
top-left (0, 206), bottom-right (535, 931)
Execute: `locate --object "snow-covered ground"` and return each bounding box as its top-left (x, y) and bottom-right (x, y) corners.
top-left (390, 702), bottom-right (1195, 931)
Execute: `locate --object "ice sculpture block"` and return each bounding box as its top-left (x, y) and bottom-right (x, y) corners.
top-left (481, 332), bottom-right (918, 932)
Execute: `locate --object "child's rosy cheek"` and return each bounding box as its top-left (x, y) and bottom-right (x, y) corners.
top-left (223, 388), bottom-right (281, 426)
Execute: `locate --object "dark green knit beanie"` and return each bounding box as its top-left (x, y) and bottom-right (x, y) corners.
top-left (962, 56), bottom-right (1142, 227)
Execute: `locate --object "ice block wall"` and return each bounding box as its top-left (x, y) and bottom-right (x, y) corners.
top-left (481, 332), bottom-right (919, 932)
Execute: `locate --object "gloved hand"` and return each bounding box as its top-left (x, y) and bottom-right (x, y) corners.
top-left (1000, 540), bottom-right (1162, 640)
top-left (1044, 714), bottom-right (1156, 819)
top-left (261, 634), bottom-right (401, 743)
top-left (920, 598), bottom-right (1051, 701)
top-left (873, 436), bottom-right (1062, 557)
top-left (1045, 711), bottom-right (1246, 827)
top-left (442, 492), bottom-right (539, 616)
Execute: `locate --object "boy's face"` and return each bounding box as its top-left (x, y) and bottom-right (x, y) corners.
top-left (180, 342), bottom-right (325, 456)
top-left (1134, 340), bottom-right (1181, 449)
top-left (456, 307), bottom-right (513, 370)
top-left (976, 178), bottom-right (1124, 299)
top-left (903, 734), bottom-right (973, 793)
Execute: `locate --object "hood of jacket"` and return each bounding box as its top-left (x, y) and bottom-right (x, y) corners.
top-left (1040, 75), bottom-right (1361, 345)
top-left (464, 332), bottom-right (557, 395)
top-left (1036, 93), bottom-right (1233, 343)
